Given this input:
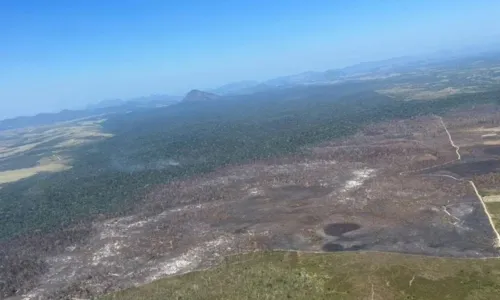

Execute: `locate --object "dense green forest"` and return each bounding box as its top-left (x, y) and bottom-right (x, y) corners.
top-left (1, 84), bottom-right (500, 241)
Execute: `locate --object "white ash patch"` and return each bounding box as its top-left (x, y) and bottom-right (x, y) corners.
top-left (146, 257), bottom-right (192, 283)
top-left (17, 205), bottom-right (233, 300)
top-left (200, 160), bottom-right (338, 187)
top-left (482, 133), bottom-right (497, 138)
top-left (293, 160), bottom-right (337, 169)
top-left (94, 203), bottom-right (210, 242)
top-left (318, 179), bottom-right (334, 187)
top-left (143, 235), bottom-right (234, 284)
top-left (92, 241), bottom-right (124, 266)
top-left (343, 169), bottom-right (375, 192)
top-left (22, 288), bottom-right (45, 300)
top-left (248, 187), bottom-right (264, 196)
top-left (265, 160), bottom-right (337, 176)
top-left (65, 245), bottom-right (77, 252)
top-left (168, 203), bottom-right (204, 213)
top-left (199, 173), bottom-right (255, 187)
top-left (19, 251), bottom-right (83, 299)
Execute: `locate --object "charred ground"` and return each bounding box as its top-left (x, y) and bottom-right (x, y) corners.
top-left (3, 79), bottom-right (500, 298)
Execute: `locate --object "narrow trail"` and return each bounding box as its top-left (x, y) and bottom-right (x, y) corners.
top-left (409, 275), bottom-right (416, 287)
top-left (439, 117), bottom-right (461, 160)
top-left (438, 116), bottom-right (500, 248)
top-left (442, 206), bottom-right (461, 222)
top-left (425, 174), bottom-right (463, 181)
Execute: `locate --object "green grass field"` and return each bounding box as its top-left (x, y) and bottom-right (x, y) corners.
top-left (102, 251), bottom-right (500, 300)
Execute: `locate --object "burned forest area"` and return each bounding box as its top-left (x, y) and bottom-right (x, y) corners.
top-left (3, 82), bottom-right (500, 299)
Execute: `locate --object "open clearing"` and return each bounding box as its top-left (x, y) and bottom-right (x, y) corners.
top-left (0, 118), bottom-right (111, 183)
top-left (484, 195), bottom-right (500, 203)
top-left (12, 108), bottom-right (500, 299)
top-left (102, 251), bottom-right (500, 300)
top-left (377, 85), bottom-right (462, 100)
top-left (0, 161), bottom-right (71, 184)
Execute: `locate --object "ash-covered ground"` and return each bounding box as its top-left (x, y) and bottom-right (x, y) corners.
top-left (12, 114), bottom-right (500, 300)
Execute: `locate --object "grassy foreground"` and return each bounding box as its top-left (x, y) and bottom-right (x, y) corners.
top-left (101, 251), bottom-right (500, 300)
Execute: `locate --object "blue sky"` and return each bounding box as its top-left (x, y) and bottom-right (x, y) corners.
top-left (1, 0), bottom-right (500, 118)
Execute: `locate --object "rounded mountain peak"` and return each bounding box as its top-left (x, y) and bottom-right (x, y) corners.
top-left (182, 89), bottom-right (219, 102)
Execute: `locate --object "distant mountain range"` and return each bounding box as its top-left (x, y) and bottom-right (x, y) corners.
top-left (0, 94), bottom-right (182, 130)
top-left (209, 50), bottom-right (500, 96)
top-left (207, 56), bottom-right (421, 96)
top-left (208, 81), bottom-right (260, 95)
top-left (86, 94), bottom-right (181, 110)
top-left (3, 49), bottom-right (500, 131)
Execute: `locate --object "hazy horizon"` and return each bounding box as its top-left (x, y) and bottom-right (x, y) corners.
top-left (2, 0), bottom-right (500, 119)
